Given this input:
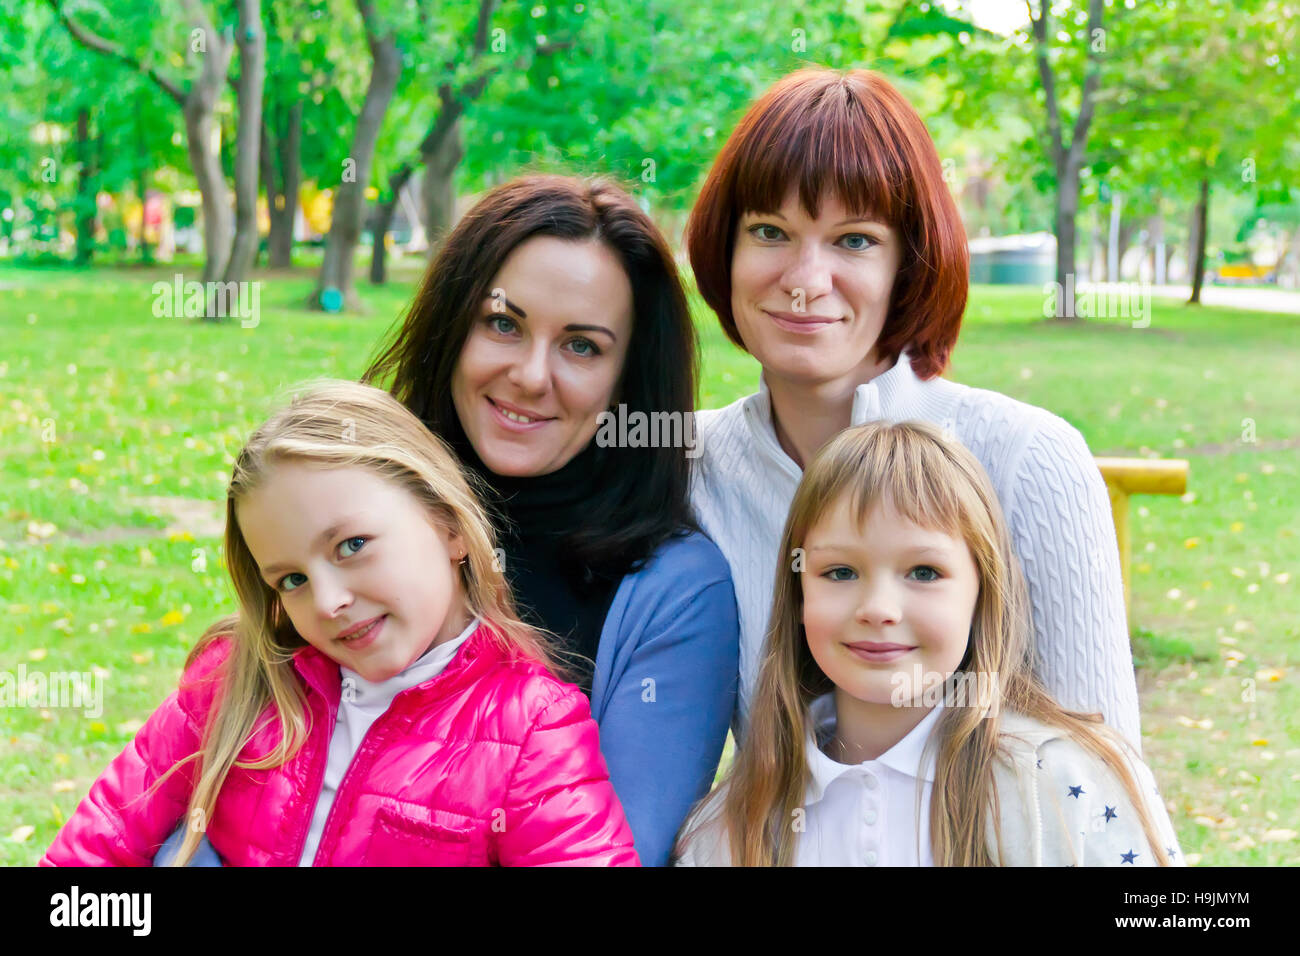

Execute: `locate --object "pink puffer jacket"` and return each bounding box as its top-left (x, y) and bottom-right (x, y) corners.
top-left (41, 622), bottom-right (639, 866)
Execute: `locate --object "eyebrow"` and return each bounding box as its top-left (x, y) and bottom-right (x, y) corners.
top-left (564, 323), bottom-right (617, 342)
top-left (808, 544), bottom-right (954, 557)
top-left (747, 211), bottom-right (887, 228)
top-left (260, 516), bottom-right (367, 578)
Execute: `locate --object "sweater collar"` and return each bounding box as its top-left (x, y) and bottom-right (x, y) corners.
top-left (743, 349), bottom-right (923, 467)
top-left (447, 424), bottom-right (605, 536)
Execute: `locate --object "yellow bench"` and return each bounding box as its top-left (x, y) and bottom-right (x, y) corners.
top-left (1096, 457), bottom-right (1190, 629)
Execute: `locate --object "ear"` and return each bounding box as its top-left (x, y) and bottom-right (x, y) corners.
top-left (443, 524), bottom-right (466, 562)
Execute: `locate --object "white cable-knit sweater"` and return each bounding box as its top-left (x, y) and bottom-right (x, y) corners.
top-left (691, 350), bottom-right (1142, 750)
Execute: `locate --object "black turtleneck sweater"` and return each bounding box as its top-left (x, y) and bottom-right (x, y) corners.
top-left (445, 430), bottom-right (622, 697)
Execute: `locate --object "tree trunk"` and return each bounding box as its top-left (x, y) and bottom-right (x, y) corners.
top-left (370, 162), bottom-right (414, 284)
top-left (1052, 156), bottom-right (1081, 314)
top-left (1149, 212), bottom-right (1164, 285)
top-left (265, 101), bottom-right (302, 269)
top-left (313, 0), bottom-right (402, 311)
top-left (420, 118), bottom-right (464, 255)
top-left (1189, 177), bottom-right (1210, 305)
top-left (180, 17), bottom-right (234, 289)
top-left (223, 0), bottom-right (266, 285)
top-left (74, 108), bottom-right (96, 264)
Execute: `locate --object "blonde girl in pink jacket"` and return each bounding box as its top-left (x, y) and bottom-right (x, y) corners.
top-left (41, 379), bottom-right (638, 867)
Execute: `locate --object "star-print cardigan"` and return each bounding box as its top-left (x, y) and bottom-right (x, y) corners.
top-left (988, 711), bottom-right (1184, 867)
top-left (675, 709), bottom-right (1185, 867)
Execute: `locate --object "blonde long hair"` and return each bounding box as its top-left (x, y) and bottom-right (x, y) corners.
top-left (682, 420), bottom-right (1169, 866)
top-left (156, 378), bottom-right (559, 866)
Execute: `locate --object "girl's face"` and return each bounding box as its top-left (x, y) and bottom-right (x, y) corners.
top-left (236, 461), bottom-right (473, 683)
top-left (801, 494), bottom-right (979, 708)
top-left (451, 235), bottom-right (634, 477)
top-left (730, 188), bottom-right (902, 390)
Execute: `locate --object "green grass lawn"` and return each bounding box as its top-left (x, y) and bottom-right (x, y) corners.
top-left (2, 260), bottom-right (1297, 865)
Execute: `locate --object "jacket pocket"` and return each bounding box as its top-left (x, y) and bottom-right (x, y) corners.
top-left (365, 807), bottom-right (484, 867)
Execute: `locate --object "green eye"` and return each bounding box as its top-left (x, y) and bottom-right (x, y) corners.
top-left (823, 566), bottom-right (857, 582)
top-left (750, 224), bottom-right (784, 241)
top-left (487, 315), bottom-right (517, 335)
top-left (279, 572), bottom-right (306, 593)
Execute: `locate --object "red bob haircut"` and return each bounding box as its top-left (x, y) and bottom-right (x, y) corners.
top-left (686, 68), bottom-right (968, 381)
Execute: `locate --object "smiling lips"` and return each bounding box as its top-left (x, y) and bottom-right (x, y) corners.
top-left (764, 309), bottom-right (841, 334)
top-left (845, 641), bottom-right (916, 663)
top-left (487, 396), bottom-right (555, 427)
top-left (338, 614), bottom-right (386, 646)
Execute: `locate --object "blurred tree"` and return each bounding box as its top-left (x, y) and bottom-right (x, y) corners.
top-left (47, 0), bottom-right (235, 281)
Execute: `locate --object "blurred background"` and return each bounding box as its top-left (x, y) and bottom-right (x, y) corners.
top-left (1, 0), bottom-right (1297, 866)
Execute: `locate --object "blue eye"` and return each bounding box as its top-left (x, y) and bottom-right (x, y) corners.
top-left (273, 537), bottom-right (368, 593)
top-left (908, 565), bottom-right (941, 582)
top-left (568, 337), bottom-right (601, 357)
top-left (839, 233), bottom-right (876, 251)
top-left (486, 315), bottom-right (517, 335)
top-left (822, 566), bottom-right (857, 582)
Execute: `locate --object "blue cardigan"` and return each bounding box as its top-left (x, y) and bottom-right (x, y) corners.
top-left (588, 529), bottom-right (740, 867)
top-left (157, 528), bottom-right (739, 868)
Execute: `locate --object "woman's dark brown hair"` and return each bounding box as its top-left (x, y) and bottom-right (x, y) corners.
top-left (362, 174), bottom-right (700, 577)
top-left (686, 68), bottom-right (969, 380)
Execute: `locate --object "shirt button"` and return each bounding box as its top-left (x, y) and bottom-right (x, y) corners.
top-left (864, 809), bottom-right (878, 825)
top-left (864, 850), bottom-right (878, 866)
top-left (863, 773), bottom-right (879, 790)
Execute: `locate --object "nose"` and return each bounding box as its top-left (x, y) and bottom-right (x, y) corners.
top-left (312, 569), bottom-right (353, 622)
top-left (506, 338), bottom-right (551, 395)
top-left (854, 574), bottom-right (901, 628)
top-left (780, 240), bottom-right (834, 307)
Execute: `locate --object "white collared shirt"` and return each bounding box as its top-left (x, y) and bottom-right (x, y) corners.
top-left (298, 617), bottom-right (479, 866)
top-left (691, 349), bottom-right (1141, 750)
top-left (796, 694), bottom-right (944, 867)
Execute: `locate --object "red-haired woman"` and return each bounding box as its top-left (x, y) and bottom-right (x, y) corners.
top-left (688, 68), bottom-right (1140, 749)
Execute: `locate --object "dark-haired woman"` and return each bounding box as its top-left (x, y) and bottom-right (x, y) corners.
top-left (687, 69), bottom-right (1141, 750)
top-left (360, 174), bottom-right (739, 866)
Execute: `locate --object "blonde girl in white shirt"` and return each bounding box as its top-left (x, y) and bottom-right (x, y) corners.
top-left (675, 420), bottom-right (1183, 867)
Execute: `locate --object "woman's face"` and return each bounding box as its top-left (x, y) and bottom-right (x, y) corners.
top-left (451, 236), bottom-right (634, 477)
top-left (731, 188), bottom-right (902, 390)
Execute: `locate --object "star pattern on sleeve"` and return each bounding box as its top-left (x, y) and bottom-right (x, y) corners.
top-left (1103, 805), bottom-right (1117, 822)
top-left (1120, 849), bottom-right (1138, 864)
top-left (1068, 784), bottom-right (1085, 799)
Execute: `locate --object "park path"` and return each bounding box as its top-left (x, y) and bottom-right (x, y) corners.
top-left (1150, 284), bottom-right (1300, 314)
